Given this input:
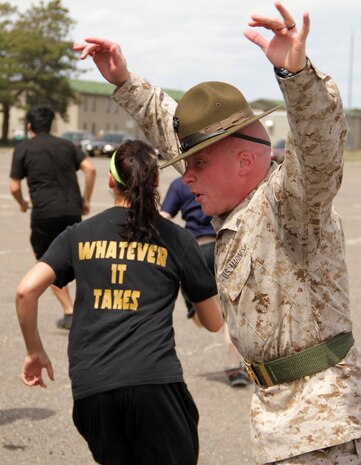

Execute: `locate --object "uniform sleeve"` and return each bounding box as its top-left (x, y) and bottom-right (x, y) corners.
top-left (180, 238), bottom-right (218, 303)
top-left (112, 72), bottom-right (184, 174)
top-left (39, 227), bottom-right (75, 288)
top-left (279, 60), bottom-right (347, 207)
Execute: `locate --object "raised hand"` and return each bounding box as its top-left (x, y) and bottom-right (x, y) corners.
top-left (244, 2), bottom-right (309, 73)
top-left (73, 38), bottom-right (130, 87)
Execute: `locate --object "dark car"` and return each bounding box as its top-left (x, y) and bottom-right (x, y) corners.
top-left (271, 138), bottom-right (286, 163)
top-left (60, 130), bottom-right (95, 152)
top-left (84, 131), bottom-right (134, 157)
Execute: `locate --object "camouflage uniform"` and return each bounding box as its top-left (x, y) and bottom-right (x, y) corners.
top-left (112, 61), bottom-right (361, 464)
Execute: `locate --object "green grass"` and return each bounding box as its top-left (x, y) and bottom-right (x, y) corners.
top-left (345, 150), bottom-right (361, 162)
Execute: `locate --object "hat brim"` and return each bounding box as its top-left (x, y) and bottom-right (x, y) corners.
top-left (160, 104), bottom-right (284, 169)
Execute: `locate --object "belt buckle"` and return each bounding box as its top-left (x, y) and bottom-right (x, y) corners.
top-left (244, 359), bottom-right (262, 386)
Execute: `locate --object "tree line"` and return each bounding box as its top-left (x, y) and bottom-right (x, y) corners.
top-left (0, 0), bottom-right (80, 143)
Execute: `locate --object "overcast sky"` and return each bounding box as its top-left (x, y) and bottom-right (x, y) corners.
top-left (10, 0), bottom-right (361, 108)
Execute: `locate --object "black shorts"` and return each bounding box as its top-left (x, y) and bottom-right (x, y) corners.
top-left (31, 215), bottom-right (81, 259)
top-left (72, 383), bottom-right (199, 465)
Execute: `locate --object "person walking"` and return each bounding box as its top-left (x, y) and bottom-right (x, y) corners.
top-left (15, 139), bottom-right (223, 465)
top-left (73, 2), bottom-right (361, 464)
top-left (10, 105), bottom-right (96, 329)
top-left (160, 177), bottom-right (249, 387)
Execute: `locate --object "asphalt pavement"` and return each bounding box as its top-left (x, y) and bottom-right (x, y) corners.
top-left (1, 148), bottom-right (361, 465)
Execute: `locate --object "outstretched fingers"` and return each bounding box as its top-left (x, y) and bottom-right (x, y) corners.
top-left (73, 37), bottom-right (114, 59)
top-left (73, 43), bottom-right (100, 60)
top-left (243, 28), bottom-right (268, 52)
top-left (247, 2), bottom-right (309, 35)
top-left (299, 12), bottom-right (310, 41)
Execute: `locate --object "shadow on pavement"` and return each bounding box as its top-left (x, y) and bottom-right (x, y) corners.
top-left (0, 407), bottom-right (55, 426)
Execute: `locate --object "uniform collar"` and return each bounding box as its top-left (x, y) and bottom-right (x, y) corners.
top-left (212, 162), bottom-right (279, 233)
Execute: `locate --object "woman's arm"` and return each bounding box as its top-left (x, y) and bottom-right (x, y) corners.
top-left (16, 262), bottom-right (57, 388)
top-left (193, 295), bottom-right (224, 332)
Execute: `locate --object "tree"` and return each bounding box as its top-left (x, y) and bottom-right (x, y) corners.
top-left (0, 0), bottom-right (80, 143)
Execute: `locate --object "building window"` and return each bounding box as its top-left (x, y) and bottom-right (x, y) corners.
top-left (92, 97), bottom-right (97, 112)
top-left (105, 98), bottom-right (111, 113)
top-left (83, 96), bottom-right (88, 111)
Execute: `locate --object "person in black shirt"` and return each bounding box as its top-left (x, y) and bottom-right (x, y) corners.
top-left (10, 105), bottom-right (96, 329)
top-left (15, 139), bottom-right (223, 465)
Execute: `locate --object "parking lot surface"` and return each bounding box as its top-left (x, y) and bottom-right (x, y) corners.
top-left (1, 148), bottom-right (361, 464)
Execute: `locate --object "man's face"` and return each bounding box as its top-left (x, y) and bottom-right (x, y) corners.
top-left (182, 139), bottom-right (244, 216)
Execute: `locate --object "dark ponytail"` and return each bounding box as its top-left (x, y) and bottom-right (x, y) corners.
top-left (113, 140), bottom-right (160, 241)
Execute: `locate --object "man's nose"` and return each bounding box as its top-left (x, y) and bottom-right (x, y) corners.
top-left (182, 167), bottom-right (196, 185)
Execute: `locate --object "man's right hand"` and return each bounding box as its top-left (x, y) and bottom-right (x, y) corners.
top-left (20, 199), bottom-right (30, 212)
top-left (73, 38), bottom-right (130, 87)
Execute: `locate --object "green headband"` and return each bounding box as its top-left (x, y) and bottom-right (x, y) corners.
top-left (110, 151), bottom-right (126, 186)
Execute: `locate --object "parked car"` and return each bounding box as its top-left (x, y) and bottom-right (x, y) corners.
top-left (84, 131), bottom-right (134, 157)
top-left (60, 130), bottom-right (95, 152)
top-left (271, 138), bottom-right (286, 163)
top-left (13, 126), bottom-right (28, 144)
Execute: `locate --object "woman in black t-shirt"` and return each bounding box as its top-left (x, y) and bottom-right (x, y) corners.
top-left (15, 140), bottom-right (223, 465)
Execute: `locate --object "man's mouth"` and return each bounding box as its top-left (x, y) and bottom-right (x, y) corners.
top-left (193, 192), bottom-right (202, 201)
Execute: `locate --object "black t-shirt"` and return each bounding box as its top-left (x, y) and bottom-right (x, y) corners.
top-left (10, 133), bottom-right (85, 219)
top-left (41, 207), bottom-right (218, 400)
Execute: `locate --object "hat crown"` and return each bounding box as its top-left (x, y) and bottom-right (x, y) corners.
top-left (175, 81), bottom-right (251, 139)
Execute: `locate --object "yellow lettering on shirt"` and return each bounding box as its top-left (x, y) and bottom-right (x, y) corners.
top-left (111, 264), bottom-right (127, 284)
top-left (93, 289), bottom-right (141, 311)
top-left (78, 240), bottom-right (168, 267)
top-left (137, 243), bottom-right (149, 261)
top-left (105, 241), bottom-right (117, 259)
top-left (118, 242), bottom-right (128, 259)
top-left (79, 241), bottom-right (96, 259)
top-left (126, 242), bottom-right (136, 260)
top-left (95, 241), bottom-right (107, 258)
top-left (129, 290), bottom-right (140, 310)
top-left (101, 289), bottom-right (112, 309)
top-left (147, 244), bottom-right (157, 263)
top-left (93, 289), bottom-right (103, 308)
top-left (156, 247), bottom-right (168, 267)
top-left (113, 289), bottom-right (124, 309)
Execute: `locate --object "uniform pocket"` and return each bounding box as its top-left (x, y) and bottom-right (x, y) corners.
top-left (218, 247), bottom-right (292, 352)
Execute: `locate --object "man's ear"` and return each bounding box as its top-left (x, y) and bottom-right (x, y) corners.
top-left (238, 151), bottom-right (255, 175)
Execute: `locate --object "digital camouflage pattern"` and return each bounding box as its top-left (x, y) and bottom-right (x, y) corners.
top-left (112, 61), bottom-right (361, 464)
top-left (270, 438), bottom-right (361, 464)
top-left (113, 75), bottom-right (184, 174)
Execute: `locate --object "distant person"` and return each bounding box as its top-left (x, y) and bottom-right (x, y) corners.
top-left (10, 105), bottom-right (96, 330)
top-left (160, 177), bottom-right (249, 387)
top-left (15, 140), bottom-right (223, 465)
